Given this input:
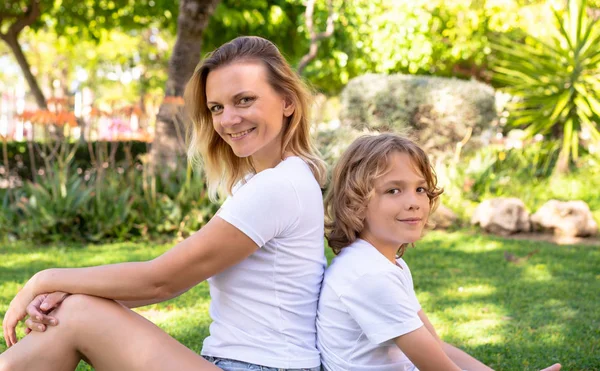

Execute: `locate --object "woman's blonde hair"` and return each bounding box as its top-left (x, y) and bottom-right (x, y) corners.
top-left (184, 36), bottom-right (326, 200)
top-left (325, 133), bottom-right (443, 257)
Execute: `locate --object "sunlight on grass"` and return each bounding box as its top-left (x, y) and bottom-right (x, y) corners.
top-left (456, 239), bottom-right (504, 253)
top-left (429, 304), bottom-right (507, 346)
top-left (1, 230), bottom-right (598, 370)
top-left (136, 304), bottom-right (212, 328)
top-left (447, 284), bottom-right (496, 299)
top-left (523, 263), bottom-right (553, 282)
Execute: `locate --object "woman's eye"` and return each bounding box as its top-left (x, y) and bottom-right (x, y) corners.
top-left (239, 96), bottom-right (255, 105)
top-left (209, 105), bottom-right (222, 113)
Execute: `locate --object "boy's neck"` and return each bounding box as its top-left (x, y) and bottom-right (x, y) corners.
top-left (358, 234), bottom-right (399, 264)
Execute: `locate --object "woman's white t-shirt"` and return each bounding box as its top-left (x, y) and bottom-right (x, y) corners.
top-left (317, 239), bottom-right (424, 371)
top-left (201, 156), bottom-right (326, 369)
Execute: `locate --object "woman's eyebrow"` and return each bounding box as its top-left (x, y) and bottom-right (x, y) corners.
top-left (207, 91), bottom-right (254, 106)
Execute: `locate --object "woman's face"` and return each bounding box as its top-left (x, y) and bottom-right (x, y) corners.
top-left (205, 61), bottom-right (295, 170)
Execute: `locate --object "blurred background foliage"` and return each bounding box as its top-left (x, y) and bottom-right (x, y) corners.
top-left (1, 0), bottom-right (599, 243)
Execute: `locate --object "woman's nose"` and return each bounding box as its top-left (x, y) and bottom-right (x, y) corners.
top-left (219, 106), bottom-right (242, 127)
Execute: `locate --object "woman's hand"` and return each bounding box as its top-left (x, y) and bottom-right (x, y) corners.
top-left (24, 292), bottom-right (70, 335)
top-left (2, 274), bottom-right (40, 347)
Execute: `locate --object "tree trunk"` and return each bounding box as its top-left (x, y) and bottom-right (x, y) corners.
top-left (1, 29), bottom-right (47, 109)
top-left (0, 0), bottom-right (47, 109)
top-left (151, 0), bottom-right (221, 172)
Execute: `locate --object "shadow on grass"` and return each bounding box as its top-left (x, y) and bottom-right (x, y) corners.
top-left (1, 231), bottom-right (599, 370)
top-left (410, 232), bottom-right (600, 370)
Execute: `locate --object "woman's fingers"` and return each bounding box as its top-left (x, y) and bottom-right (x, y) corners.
top-left (3, 304), bottom-right (25, 347)
top-left (25, 317), bottom-right (47, 333)
top-left (40, 292), bottom-right (70, 313)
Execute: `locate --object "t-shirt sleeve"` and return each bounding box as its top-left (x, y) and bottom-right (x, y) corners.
top-left (340, 271), bottom-right (423, 345)
top-left (217, 172), bottom-right (301, 248)
top-left (397, 259), bottom-right (422, 311)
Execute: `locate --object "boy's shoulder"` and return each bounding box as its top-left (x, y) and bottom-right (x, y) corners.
top-left (325, 239), bottom-right (399, 287)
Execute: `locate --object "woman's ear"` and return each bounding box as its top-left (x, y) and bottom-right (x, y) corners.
top-left (282, 96), bottom-right (295, 117)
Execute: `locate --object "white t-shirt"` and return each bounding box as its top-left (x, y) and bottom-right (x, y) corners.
top-left (316, 239), bottom-right (423, 371)
top-left (201, 156), bottom-right (326, 369)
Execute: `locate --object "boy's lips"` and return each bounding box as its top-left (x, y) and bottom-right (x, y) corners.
top-left (397, 218), bottom-right (422, 222)
top-left (397, 218), bottom-right (423, 225)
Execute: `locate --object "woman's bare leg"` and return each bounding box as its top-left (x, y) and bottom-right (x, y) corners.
top-left (0, 294), bottom-right (220, 371)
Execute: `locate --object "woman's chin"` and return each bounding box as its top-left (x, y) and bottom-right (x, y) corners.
top-left (230, 145), bottom-right (255, 158)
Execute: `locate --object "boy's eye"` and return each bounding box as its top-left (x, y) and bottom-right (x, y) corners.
top-left (387, 188), bottom-right (400, 195)
top-left (417, 187), bottom-right (428, 193)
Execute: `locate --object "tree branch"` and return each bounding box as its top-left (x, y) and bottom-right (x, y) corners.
top-left (297, 0), bottom-right (335, 75)
top-left (0, 0), bottom-right (47, 108)
top-left (0, 10), bottom-right (21, 25)
top-left (4, 0), bottom-right (41, 38)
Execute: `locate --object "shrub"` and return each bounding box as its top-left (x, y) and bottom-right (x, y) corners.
top-left (492, 0), bottom-right (600, 173)
top-left (339, 73), bottom-right (497, 158)
top-left (13, 164), bottom-right (94, 242)
top-left (2, 141), bottom-right (149, 182)
top-left (438, 142), bottom-right (600, 225)
top-left (2, 155), bottom-right (219, 244)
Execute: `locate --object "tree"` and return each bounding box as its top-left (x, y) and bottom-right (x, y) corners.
top-left (296, 0), bottom-right (334, 75)
top-left (151, 0), bottom-right (221, 170)
top-left (0, 0), bottom-right (177, 109)
top-left (0, 0), bottom-right (47, 108)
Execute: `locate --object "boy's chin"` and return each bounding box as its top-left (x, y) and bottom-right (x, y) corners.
top-left (400, 234), bottom-right (422, 245)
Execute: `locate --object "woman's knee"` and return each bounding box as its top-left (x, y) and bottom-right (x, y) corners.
top-left (52, 294), bottom-right (117, 325)
top-left (0, 356), bottom-right (13, 371)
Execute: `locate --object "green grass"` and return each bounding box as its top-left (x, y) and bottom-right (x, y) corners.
top-left (1, 231), bottom-right (599, 370)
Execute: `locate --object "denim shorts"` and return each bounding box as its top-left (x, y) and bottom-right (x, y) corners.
top-left (202, 356), bottom-right (321, 371)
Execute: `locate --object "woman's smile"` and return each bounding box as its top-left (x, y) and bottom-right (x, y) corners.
top-left (229, 127), bottom-right (256, 140)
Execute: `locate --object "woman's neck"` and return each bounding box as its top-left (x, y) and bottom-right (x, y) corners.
top-left (252, 150), bottom-right (293, 173)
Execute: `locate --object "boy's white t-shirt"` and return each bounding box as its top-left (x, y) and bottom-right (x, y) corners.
top-left (201, 156), bottom-right (326, 369)
top-left (317, 238), bottom-right (424, 371)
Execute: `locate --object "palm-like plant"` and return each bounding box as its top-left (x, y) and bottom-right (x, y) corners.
top-left (492, 0), bottom-right (600, 173)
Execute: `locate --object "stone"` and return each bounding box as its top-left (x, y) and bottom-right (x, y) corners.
top-left (430, 204), bottom-right (458, 229)
top-left (471, 197), bottom-right (531, 235)
top-left (531, 200), bottom-right (598, 237)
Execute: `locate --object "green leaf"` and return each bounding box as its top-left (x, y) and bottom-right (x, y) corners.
top-left (554, 9), bottom-right (574, 50)
top-left (574, 95), bottom-right (593, 118)
top-left (549, 91), bottom-right (573, 122)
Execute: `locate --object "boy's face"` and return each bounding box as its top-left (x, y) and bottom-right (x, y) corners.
top-left (360, 151), bottom-right (431, 253)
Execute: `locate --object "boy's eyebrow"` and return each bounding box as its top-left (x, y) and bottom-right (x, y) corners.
top-left (380, 179), bottom-right (427, 187)
top-left (207, 91), bottom-right (254, 105)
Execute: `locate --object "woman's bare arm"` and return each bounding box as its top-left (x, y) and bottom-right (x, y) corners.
top-left (31, 216), bottom-right (257, 302)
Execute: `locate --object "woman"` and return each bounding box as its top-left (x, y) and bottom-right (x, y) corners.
top-left (1, 36), bottom-right (327, 371)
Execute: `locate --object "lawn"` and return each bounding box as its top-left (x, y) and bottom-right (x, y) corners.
top-left (1, 231), bottom-right (599, 370)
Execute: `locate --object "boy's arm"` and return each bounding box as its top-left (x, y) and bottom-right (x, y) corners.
top-left (394, 326), bottom-right (462, 371)
top-left (418, 309), bottom-right (494, 371)
top-left (441, 343), bottom-right (494, 371)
